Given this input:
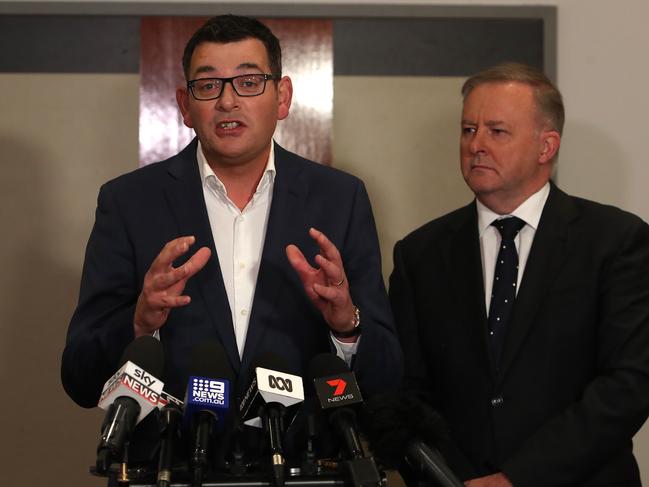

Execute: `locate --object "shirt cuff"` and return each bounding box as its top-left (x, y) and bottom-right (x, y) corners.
top-left (330, 332), bottom-right (361, 366)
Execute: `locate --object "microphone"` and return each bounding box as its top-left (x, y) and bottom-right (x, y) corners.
top-left (156, 391), bottom-right (183, 487)
top-left (183, 342), bottom-right (234, 487)
top-left (361, 393), bottom-right (463, 487)
top-left (308, 353), bottom-right (381, 487)
top-left (239, 354), bottom-right (305, 487)
top-left (96, 335), bottom-right (164, 474)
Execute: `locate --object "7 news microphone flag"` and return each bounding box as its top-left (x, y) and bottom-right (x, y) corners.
top-left (308, 353), bottom-right (381, 487)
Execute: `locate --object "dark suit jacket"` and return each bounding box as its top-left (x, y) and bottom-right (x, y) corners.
top-left (389, 184), bottom-right (649, 486)
top-left (61, 140), bottom-right (402, 451)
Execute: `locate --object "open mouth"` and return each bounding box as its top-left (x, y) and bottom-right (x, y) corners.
top-left (219, 121), bottom-right (241, 129)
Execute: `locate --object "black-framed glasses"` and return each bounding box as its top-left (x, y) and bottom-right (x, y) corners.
top-left (187, 74), bottom-right (278, 100)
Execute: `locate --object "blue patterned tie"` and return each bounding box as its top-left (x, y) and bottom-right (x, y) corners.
top-left (488, 216), bottom-right (526, 368)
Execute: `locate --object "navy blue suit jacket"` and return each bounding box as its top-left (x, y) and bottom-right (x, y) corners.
top-left (390, 184), bottom-right (649, 486)
top-left (62, 140), bottom-right (402, 410)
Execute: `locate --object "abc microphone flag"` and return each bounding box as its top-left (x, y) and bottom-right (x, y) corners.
top-left (239, 354), bottom-right (304, 487)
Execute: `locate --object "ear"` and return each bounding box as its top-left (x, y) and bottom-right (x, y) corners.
top-left (276, 76), bottom-right (293, 121)
top-left (539, 130), bottom-right (561, 164)
top-left (176, 87), bottom-right (194, 129)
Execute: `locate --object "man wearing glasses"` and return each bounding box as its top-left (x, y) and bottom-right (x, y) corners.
top-left (62, 14), bottom-right (402, 459)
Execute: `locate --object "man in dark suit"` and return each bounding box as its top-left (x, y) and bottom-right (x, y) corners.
top-left (62, 14), bottom-right (401, 461)
top-left (390, 62), bottom-right (649, 486)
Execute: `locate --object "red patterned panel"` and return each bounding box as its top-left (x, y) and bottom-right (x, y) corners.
top-left (139, 17), bottom-right (332, 166)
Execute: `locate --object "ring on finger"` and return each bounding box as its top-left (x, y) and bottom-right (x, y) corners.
top-left (332, 277), bottom-right (345, 287)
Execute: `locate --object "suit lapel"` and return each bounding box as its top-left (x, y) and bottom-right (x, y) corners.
top-left (497, 185), bottom-right (579, 381)
top-left (443, 203), bottom-right (496, 374)
top-left (163, 140), bottom-right (241, 374)
top-left (240, 145), bottom-right (306, 374)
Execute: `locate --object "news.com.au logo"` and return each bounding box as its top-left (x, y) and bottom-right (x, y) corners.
top-left (190, 377), bottom-right (228, 407)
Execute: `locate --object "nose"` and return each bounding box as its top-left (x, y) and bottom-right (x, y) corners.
top-left (216, 81), bottom-right (239, 111)
top-left (468, 128), bottom-right (486, 155)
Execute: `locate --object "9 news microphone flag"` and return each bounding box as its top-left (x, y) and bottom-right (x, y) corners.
top-left (182, 341), bottom-right (234, 487)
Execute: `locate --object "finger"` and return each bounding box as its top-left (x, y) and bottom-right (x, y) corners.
top-left (157, 293), bottom-right (192, 308)
top-left (183, 246), bottom-right (211, 279)
top-left (150, 236), bottom-right (196, 272)
top-left (315, 254), bottom-right (346, 287)
top-left (149, 244), bottom-right (210, 291)
top-left (286, 244), bottom-right (316, 278)
top-left (309, 227), bottom-right (342, 264)
top-left (150, 264), bottom-right (191, 291)
top-left (313, 282), bottom-right (348, 303)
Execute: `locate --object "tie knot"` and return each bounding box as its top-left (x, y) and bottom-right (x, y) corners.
top-left (492, 216), bottom-right (525, 240)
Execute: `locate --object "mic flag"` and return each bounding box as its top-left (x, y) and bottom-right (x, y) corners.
top-left (96, 335), bottom-right (164, 474)
top-left (308, 353), bottom-right (382, 487)
top-left (313, 371), bottom-right (363, 410)
top-left (239, 354), bottom-right (305, 428)
top-left (182, 341), bottom-right (234, 487)
top-left (239, 354), bottom-right (304, 487)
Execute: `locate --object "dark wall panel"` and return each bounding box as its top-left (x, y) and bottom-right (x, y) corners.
top-left (0, 15), bottom-right (139, 73)
top-left (334, 18), bottom-right (544, 76)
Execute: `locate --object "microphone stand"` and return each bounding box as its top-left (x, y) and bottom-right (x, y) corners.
top-left (157, 406), bottom-right (181, 487)
top-left (330, 409), bottom-right (381, 487)
top-left (264, 404), bottom-right (286, 487)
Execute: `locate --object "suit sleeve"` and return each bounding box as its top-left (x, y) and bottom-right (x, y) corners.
top-left (503, 217), bottom-right (649, 486)
top-left (61, 183), bottom-right (139, 407)
top-left (343, 180), bottom-right (403, 396)
top-left (389, 239), bottom-right (479, 480)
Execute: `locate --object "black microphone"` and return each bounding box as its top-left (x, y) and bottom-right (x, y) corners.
top-left (361, 393), bottom-right (463, 487)
top-left (96, 335), bottom-right (164, 475)
top-left (308, 353), bottom-right (381, 487)
top-left (239, 353), bottom-right (305, 487)
top-left (183, 342), bottom-right (234, 487)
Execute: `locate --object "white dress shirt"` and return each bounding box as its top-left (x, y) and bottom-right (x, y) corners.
top-left (198, 141), bottom-right (275, 357)
top-left (198, 141), bottom-right (357, 361)
top-left (477, 182), bottom-right (550, 315)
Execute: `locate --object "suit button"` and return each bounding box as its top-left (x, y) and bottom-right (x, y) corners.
top-left (491, 396), bottom-right (504, 407)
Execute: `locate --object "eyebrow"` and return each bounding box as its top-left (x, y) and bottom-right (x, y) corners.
top-left (461, 119), bottom-right (507, 126)
top-left (193, 62), bottom-right (264, 77)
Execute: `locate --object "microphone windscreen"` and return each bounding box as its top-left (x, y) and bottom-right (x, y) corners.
top-left (362, 393), bottom-right (449, 469)
top-left (252, 352), bottom-right (291, 373)
top-left (188, 341), bottom-right (234, 382)
top-left (119, 335), bottom-right (164, 378)
top-left (307, 353), bottom-right (349, 381)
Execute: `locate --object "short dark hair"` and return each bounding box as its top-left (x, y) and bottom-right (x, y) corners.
top-left (461, 62), bottom-right (565, 135)
top-left (182, 14), bottom-right (282, 80)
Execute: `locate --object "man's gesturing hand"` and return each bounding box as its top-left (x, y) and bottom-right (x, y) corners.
top-left (134, 236), bottom-right (211, 337)
top-left (286, 228), bottom-right (357, 339)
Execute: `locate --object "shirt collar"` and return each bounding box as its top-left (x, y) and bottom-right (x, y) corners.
top-left (196, 140), bottom-right (276, 196)
top-left (476, 182), bottom-right (550, 236)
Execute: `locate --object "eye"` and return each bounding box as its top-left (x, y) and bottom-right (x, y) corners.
top-left (490, 128), bottom-right (508, 136)
top-left (195, 79), bottom-right (221, 93)
top-left (462, 126), bottom-right (476, 135)
top-left (239, 76), bottom-right (262, 88)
